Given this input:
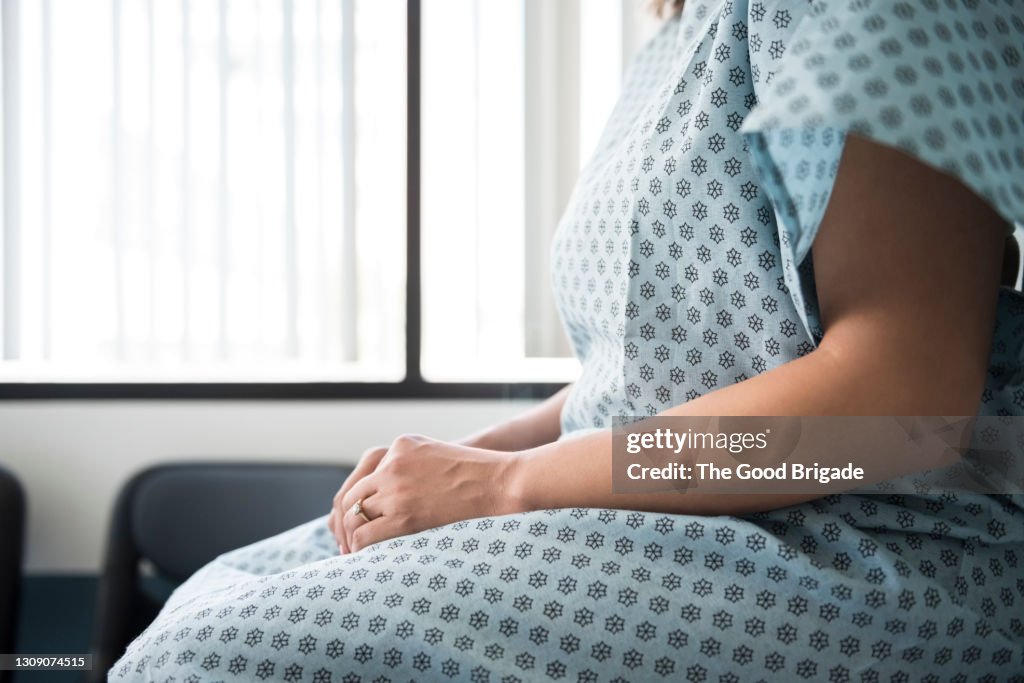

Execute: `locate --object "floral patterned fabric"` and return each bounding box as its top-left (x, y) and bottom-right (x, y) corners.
top-left (112, 1), bottom-right (1024, 680)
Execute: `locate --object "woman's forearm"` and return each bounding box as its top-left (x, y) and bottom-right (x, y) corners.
top-left (333, 323), bottom-right (981, 552)
top-left (505, 339), bottom-right (974, 517)
top-left (459, 384), bottom-right (573, 452)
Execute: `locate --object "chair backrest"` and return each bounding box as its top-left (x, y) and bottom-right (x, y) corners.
top-left (90, 462), bottom-right (351, 682)
top-left (130, 463), bottom-right (349, 581)
top-left (0, 465), bottom-right (25, 683)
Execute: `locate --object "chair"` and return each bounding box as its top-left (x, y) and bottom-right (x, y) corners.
top-left (89, 462), bottom-right (352, 682)
top-left (0, 465), bottom-right (25, 683)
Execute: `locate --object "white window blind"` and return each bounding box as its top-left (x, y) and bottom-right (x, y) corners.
top-left (0, 0), bottom-right (406, 382)
top-left (0, 0), bottom-right (657, 385)
top-left (420, 0), bottom-right (657, 382)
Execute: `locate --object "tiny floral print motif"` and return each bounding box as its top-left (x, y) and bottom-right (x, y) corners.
top-left (113, 1), bottom-right (1024, 680)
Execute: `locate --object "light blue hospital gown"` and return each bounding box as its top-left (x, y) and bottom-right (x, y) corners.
top-left (113, 1), bottom-right (1024, 680)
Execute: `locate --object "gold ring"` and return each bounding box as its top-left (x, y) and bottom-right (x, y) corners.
top-left (351, 498), bottom-right (372, 523)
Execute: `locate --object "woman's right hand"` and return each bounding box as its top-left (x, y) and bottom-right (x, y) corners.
top-left (328, 445), bottom-right (388, 553)
top-left (327, 385), bottom-right (571, 552)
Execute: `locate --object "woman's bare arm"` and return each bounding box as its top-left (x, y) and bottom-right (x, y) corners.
top-left (334, 134), bottom-right (1008, 551)
top-left (507, 133), bottom-right (1007, 515)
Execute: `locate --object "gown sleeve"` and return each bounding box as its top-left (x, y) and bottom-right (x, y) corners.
top-left (739, 0), bottom-right (1024, 339)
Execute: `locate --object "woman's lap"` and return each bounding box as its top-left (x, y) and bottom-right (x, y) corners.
top-left (111, 502), bottom-right (1024, 682)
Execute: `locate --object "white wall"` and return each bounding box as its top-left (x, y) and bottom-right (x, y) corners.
top-left (0, 399), bottom-right (534, 573)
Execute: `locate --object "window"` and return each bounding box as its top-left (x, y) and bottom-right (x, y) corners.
top-left (1, 0), bottom-right (405, 384)
top-left (0, 0), bottom-right (657, 395)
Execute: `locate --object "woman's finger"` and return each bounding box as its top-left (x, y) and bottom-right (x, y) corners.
top-left (330, 446), bottom-right (387, 544)
top-left (349, 513), bottom-right (404, 554)
top-left (332, 446), bottom-right (387, 515)
top-left (340, 492), bottom-right (382, 553)
top-left (337, 475), bottom-right (380, 550)
top-left (329, 508), bottom-right (350, 554)
top-left (340, 470), bottom-right (380, 516)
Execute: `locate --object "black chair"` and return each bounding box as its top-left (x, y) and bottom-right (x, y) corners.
top-left (0, 465), bottom-right (25, 683)
top-left (89, 462), bottom-right (351, 682)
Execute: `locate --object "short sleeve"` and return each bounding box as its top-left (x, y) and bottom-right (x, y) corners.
top-left (739, 0), bottom-right (1024, 338)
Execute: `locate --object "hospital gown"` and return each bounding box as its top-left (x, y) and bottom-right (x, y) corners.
top-left (113, 1), bottom-right (1024, 680)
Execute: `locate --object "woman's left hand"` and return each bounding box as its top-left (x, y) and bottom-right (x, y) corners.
top-left (332, 434), bottom-right (523, 554)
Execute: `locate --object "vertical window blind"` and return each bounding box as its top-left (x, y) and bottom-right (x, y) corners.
top-left (0, 0), bottom-right (655, 387)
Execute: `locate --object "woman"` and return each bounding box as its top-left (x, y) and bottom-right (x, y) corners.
top-left (114, 0), bottom-right (1024, 680)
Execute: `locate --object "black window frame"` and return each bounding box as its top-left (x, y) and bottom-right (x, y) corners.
top-left (0, 0), bottom-right (565, 401)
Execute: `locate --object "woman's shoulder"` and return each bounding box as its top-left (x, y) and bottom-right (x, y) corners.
top-left (738, 0), bottom-right (1024, 262)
